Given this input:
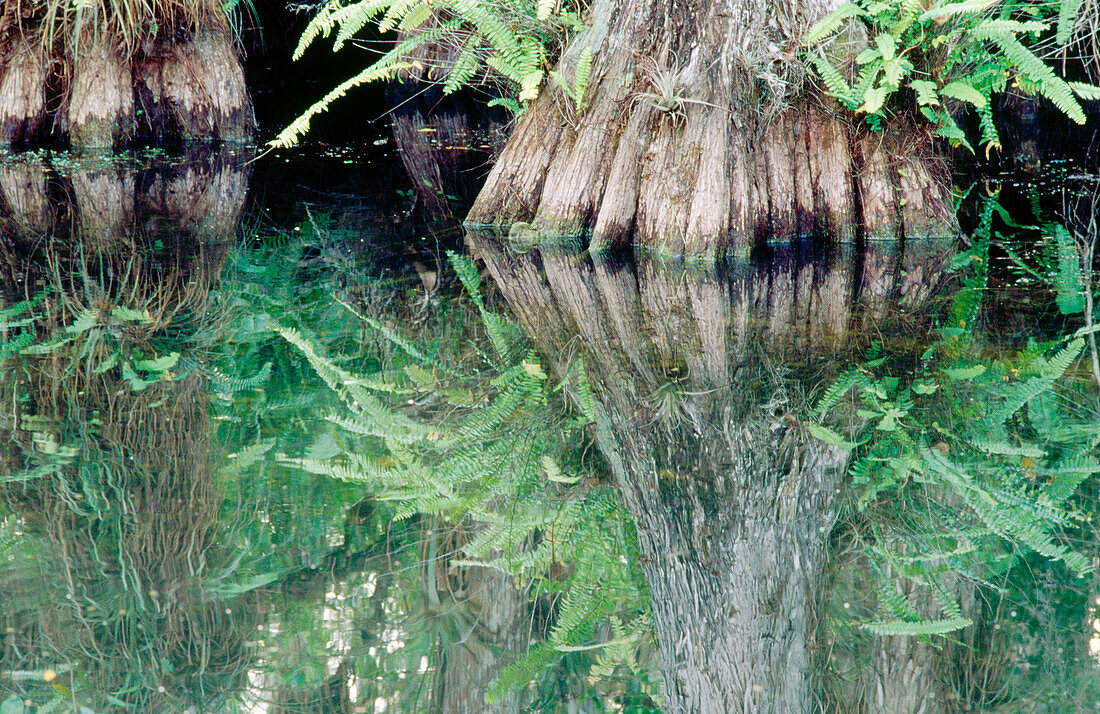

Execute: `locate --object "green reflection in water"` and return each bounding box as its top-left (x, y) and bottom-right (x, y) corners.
top-left (2, 162), bottom-right (1100, 713)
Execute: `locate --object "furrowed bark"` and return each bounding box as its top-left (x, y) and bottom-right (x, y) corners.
top-left (467, 0), bottom-right (956, 257)
top-left (0, 38), bottom-right (49, 148)
top-left (134, 31), bottom-right (255, 143)
top-left (67, 38), bottom-right (135, 150)
top-left (468, 231), bottom-right (956, 712)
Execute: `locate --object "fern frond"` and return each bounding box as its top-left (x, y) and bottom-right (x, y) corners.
top-left (804, 2), bottom-right (866, 45)
top-left (444, 35), bottom-right (482, 94)
top-left (862, 616), bottom-right (972, 636)
top-left (939, 80), bottom-right (987, 107)
top-left (450, 0), bottom-right (523, 66)
top-left (1039, 456), bottom-right (1100, 502)
top-left (329, 0), bottom-right (392, 52)
top-left (276, 18), bottom-right (465, 147)
top-left (209, 362), bottom-right (273, 393)
top-left (809, 55), bottom-right (855, 103)
top-left (816, 369), bottom-right (868, 415)
top-left (293, 0), bottom-right (341, 60)
top-left (0, 290), bottom-right (47, 324)
top-left (975, 28), bottom-right (1085, 123)
top-left (1069, 81), bottom-right (1100, 100)
top-left (270, 60), bottom-right (411, 147)
top-left (1057, 0), bottom-right (1084, 45)
top-left (378, 0), bottom-right (421, 34)
top-left (1, 332), bottom-right (36, 361)
top-left (976, 100), bottom-right (1000, 150)
top-left (984, 339), bottom-right (1082, 426)
top-left (966, 439), bottom-right (1044, 458)
top-left (574, 358), bottom-right (597, 423)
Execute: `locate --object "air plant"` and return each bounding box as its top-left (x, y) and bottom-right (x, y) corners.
top-left (632, 58), bottom-right (725, 125)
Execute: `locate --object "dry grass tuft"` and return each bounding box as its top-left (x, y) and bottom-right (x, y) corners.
top-left (1, 0), bottom-right (230, 61)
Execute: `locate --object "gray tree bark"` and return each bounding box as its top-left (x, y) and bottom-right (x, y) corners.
top-left (469, 231), bottom-right (956, 711)
top-left (466, 0), bottom-right (956, 258)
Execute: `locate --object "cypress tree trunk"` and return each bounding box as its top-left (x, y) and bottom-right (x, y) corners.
top-left (467, 231), bottom-right (954, 711)
top-left (466, 0), bottom-right (956, 257)
top-left (0, 10), bottom-right (253, 149)
top-left (133, 31), bottom-right (255, 143)
top-left (0, 37), bottom-right (49, 147)
top-left (67, 35), bottom-right (135, 149)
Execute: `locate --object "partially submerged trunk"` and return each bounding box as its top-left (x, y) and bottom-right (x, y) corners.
top-left (466, 0), bottom-right (956, 257)
top-left (67, 36), bottom-right (135, 149)
top-left (0, 10), bottom-right (254, 149)
top-left (0, 37), bottom-right (49, 147)
top-left (134, 31), bottom-right (255, 144)
top-left (468, 231), bottom-right (955, 711)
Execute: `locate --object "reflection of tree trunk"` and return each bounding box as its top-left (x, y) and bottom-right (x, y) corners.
top-left (70, 166), bottom-right (137, 245)
top-left (0, 148), bottom-right (255, 710)
top-left (465, 0), bottom-right (956, 257)
top-left (436, 560), bottom-right (528, 713)
top-left (0, 156), bottom-right (50, 235)
top-left (0, 147), bottom-right (252, 248)
top-left (273, 661), bottom-right (352, 714)
top-left (469, 231), bottom-right (953, 712)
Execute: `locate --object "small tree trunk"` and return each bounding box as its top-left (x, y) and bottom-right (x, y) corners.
top-left (466, 0), bottom-right (956, 257)
top-left (67, 36), bottom-right (135, 150)
top-left (134, 31), bottom-right (255, 142)
top-left (0, 37), bottom-right (49, 148)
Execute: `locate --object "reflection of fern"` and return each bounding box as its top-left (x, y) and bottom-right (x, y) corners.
top-left (815, 202), bottom-right (1098, 638)
top-left (207, 361), bottom-right (274, 393)
top-left (275, 264), bottom-right (651, 704)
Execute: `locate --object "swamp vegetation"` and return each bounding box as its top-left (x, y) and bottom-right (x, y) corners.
top-left (1, 0), bottom-right (1100, 712)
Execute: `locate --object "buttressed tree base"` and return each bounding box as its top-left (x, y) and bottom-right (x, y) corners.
top-left (0, 2), bottom-right (253, 150)
top-left (465, 0), bottom-right (957, 258)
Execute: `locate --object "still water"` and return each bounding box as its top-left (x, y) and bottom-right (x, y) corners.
top-left (1, 136), bottom-right (1099, 713)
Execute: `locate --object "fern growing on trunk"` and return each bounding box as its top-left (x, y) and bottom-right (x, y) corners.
top-left (804, 0), bottom-right (1100, 153)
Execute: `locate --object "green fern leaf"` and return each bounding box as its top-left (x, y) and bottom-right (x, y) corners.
top-left (862, 616), bottom-right (972, 636)
top-left (804, 2), bottom-right (866, 45)
top-left (809, 55), bottom-right (855, 104)
top-left (0, 290), bottom-right (47, 324)
top-left (330, 0), bottom-right (391, 52)
top-left (1057, 0), bottom-right (1084, 45)
top-left (975, 28), bottom-right (1085, 123)
top-left (1069, 81), bottom-right (1100, 100)
top-left (939, 80), bottom-right (987, 108)
top-left (378, 0), bottom-right (420, 33)
top-left (444, 35), bottom-right (482, 94)
top-left (0, 332), bottom-right (35, 361)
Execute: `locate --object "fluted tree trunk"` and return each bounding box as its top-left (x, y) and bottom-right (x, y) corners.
top-left (466, 0), bottom-right (956, 258)
top-left (0, 36), bottom-right (49, 147)
top-left (468, 231), bottom-right (955, 711)
top-left (0, 5), bottom-right (254, 150)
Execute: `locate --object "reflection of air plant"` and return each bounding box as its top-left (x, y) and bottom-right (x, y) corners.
top-left (645, 376), bottom-right (699, 432)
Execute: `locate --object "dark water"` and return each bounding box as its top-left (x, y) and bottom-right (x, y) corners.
top-left (1, 135), bottom-right (1099, 713)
